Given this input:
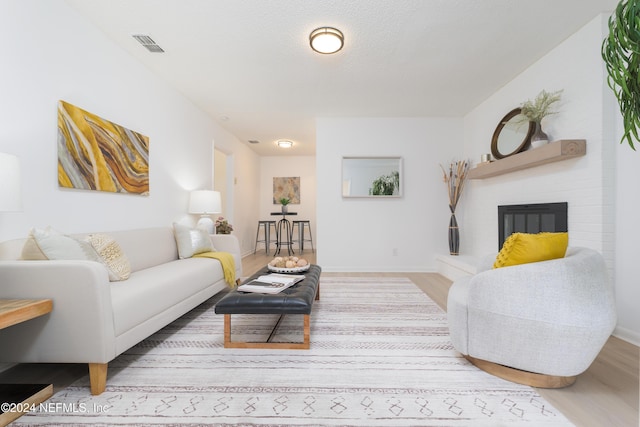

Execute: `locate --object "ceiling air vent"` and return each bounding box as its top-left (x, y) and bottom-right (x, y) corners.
top-left (132, 34), bottom-right (165, 53)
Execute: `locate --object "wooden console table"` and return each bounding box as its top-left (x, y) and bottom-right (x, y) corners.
top-left (0, 299), bottom-right (54, 426)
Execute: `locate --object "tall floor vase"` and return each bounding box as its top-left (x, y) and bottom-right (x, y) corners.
top-left (449, 212), bottom-right (460, 255)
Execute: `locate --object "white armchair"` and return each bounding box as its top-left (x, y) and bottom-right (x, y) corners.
top-left (447, 247), bottom-right (617, 388)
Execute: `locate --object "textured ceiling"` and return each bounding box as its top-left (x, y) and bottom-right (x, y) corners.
top-left (65, 0), bottom-right (618, 156)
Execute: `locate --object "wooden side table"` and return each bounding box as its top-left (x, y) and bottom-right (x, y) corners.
top-left (0, 299), bottom-right (54, 426)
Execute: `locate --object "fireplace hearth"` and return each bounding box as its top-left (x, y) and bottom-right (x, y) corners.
top-left (498, 202), bottom-right (568, 250)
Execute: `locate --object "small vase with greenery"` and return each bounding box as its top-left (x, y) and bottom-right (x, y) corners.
top-left (519, 89), bottom-right (563, 147)
top-left (279, 197), bottom-right (290, 213)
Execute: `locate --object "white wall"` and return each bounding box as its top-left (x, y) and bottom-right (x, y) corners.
top-left (258, 156), bottom-right (316, 247)
top-left (259, 157), bottom-right (317, 220)
top-left (462, 16), bottom-right (610, 257)
top-left (614, 109), bottom-right (640, 346)
top-left (316, 117), bottom-right (463, 272)
top-left (461, 15), bottom-right (639, 345)
top-left (212, 141), bottom-right (262, 256)
top-left (0, 0), bottom-right (260, 255)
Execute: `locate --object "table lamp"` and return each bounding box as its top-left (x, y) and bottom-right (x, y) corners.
top-left (0, 152), bottom-right (22, 212)
top-left (188, 190), bottom-right (221, 233)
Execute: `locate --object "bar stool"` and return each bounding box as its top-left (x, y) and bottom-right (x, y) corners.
top-left (254, 220), bottom-right (277, 254)
top-left (292, 220), bottom-right (314, 253)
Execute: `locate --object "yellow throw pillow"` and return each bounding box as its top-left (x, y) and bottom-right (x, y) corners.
top-left (493, 232), bottom-right (568, 269)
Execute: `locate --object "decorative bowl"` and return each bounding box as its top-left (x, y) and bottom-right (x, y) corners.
top-left (267, 264), bottom-right (311, 274)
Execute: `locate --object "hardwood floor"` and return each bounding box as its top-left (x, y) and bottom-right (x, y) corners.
top-left (1, 249), bottom-right (637, 427)
top-left (244, 251), bottom-right (639, 427)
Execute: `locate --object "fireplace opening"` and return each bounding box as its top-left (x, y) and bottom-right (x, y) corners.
top-left (498, 202), bottom-right (568, 250)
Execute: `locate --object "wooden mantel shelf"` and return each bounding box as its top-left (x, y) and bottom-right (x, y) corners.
top-left (469, 139), bottom-right (586, 179)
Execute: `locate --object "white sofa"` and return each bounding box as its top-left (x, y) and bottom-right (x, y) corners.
top-left (447, 247), bottom-right (617, 387)
top-left (0, 227), bottom-right (242, 395)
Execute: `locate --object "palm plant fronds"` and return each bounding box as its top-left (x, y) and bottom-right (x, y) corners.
top-left (602, 0), bottom-right (640, 150)
top-left (440, 160), bottom-right (469, 211)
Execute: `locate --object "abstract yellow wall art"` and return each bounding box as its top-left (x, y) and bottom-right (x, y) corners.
top-left (57, 100), bottom-right (150, 195)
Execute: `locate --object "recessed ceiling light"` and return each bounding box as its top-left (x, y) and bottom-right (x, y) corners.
top-left (309, 27), bottom-right (344, 54)
top-left (276, 140), bottom-right (293, 148)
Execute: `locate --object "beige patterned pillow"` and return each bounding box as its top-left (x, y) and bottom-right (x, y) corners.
top-left (85, 233), bottom-right (131, 281)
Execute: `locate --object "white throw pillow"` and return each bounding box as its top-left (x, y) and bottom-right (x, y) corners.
top-left (173, 223), bottom-right (215, 259)
top-left (22, 227), bottom-right (98, 261)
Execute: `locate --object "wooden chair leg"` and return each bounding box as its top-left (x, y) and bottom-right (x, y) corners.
top-left (88, 362), bottom-right (108, 395)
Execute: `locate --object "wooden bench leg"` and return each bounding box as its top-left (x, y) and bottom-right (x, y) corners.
top-left (224, 314), bottom-right (232, 348)
top-left (224, 313), bottom-right (310, 349)
top-left (315, 282), bottom-right (320, 301)
top-left (88, 362), bottom-right (108, 395)
top-left (303, 314), bottom-right (310, 347)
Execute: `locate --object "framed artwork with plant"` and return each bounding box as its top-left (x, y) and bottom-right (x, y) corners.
top-left (273, 177), bottom-right (300, 204)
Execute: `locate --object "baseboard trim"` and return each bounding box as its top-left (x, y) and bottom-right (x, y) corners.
top-left (613, 326), bottom-right (640, 347)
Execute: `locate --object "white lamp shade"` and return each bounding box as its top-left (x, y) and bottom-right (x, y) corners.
top-left (188, 190), bottom-right (221, 214)
top-left (0, 152), bottom-right (22, 212)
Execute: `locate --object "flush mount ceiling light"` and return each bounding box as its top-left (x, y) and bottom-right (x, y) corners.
top-left (309, 27), bottom-right (344, 54)
top-left (276, 140), bottom-right (293, 148)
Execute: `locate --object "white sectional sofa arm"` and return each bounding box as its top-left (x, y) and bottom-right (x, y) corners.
top-left (0, 260), bottom-right (117, 363)
top-left (211, 234), bottom-right (243, 277)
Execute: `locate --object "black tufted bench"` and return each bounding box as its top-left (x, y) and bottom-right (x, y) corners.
top-left (214, 264), bottom-right (321, 349)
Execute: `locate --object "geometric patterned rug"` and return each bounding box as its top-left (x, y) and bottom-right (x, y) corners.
top-left (15, 277), bottom-right (573, 426)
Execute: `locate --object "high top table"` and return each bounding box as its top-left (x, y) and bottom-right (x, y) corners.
top-left (270, 211), bottom-right (297, 255)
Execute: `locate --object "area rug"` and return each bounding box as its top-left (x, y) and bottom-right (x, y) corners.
top-left (16, 277), bottom-right (572, 426)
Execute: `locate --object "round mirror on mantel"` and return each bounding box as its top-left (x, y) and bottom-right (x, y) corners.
top-left (490, 108), bottom-right (535, 159)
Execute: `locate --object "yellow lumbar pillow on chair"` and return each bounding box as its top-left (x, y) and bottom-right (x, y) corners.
top-left (493, 232), bottom-right (568, 269)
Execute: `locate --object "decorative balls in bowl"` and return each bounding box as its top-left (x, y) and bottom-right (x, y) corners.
top-left (268, 256), bottom-right (310, 273)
